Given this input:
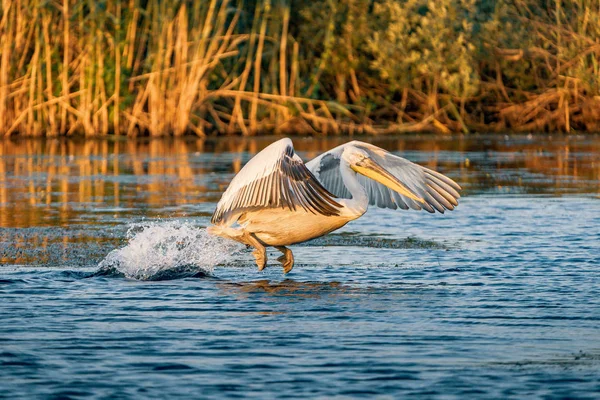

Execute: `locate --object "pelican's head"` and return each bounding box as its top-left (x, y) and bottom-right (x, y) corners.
top-left (341, 145), bottom-right (370, 167)
top-left (342, 144), bottom-right (425, 204)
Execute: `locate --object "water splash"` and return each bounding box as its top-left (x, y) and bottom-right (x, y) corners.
top-left (97, 221), bottom-right (241, 280)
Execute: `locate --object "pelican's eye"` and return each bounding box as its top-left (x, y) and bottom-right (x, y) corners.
top-left (355, 153), bottom-right (369, 165)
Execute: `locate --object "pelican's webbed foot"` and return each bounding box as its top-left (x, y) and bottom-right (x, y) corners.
top-left (240, 231), bottom-right (267, 271)
top-left (253, 248), bottom-right (267, 271)
top-left (275, 246), bottom-right (294, 274)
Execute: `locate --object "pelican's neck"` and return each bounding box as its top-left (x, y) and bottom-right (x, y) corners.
top-left (338, 158), bottom-right (368, 217)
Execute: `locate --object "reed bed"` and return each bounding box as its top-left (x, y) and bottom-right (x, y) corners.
top-left (0, 0), bottom-right (599, 137)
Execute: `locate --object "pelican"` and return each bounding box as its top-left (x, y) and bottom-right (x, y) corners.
top-left (208, 138), bottom-right (461, 273)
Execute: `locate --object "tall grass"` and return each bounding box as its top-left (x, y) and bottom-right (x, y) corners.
top-left (1, 0), bottom-right (599, 137)
top-left (1, 0), bottom-right (291, 137)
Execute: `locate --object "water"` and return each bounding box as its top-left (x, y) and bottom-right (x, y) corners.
top-left (1, 135), bottom-right (600, 398)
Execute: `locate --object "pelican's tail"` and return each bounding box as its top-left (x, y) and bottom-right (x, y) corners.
top-left (206, 225), bottom-right (221, 237)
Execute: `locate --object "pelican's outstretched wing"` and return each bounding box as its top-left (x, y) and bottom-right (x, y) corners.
top-left (306, 141), bottom-right (461, 213)
top-left (211, 138), bottom-right (342, 225)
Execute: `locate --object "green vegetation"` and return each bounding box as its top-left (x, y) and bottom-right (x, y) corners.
top-left (1, 0), bottom-right (599, 137)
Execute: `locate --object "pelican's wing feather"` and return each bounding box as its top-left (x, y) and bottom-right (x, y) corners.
top-left (211, 138), bottom-right (341, 224)
top-left (306, 141), bottom-right (461, 214)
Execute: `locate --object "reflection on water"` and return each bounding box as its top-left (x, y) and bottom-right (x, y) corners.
top-left (2, 135), bottom-right (599, 226)
top-left (1, 134), bottom-right (599, 266)
top-left (218, 279), bottom-right (346, 300)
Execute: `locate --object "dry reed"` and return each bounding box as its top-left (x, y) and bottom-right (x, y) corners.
top-left (0, 0), bottom-right (599, 137)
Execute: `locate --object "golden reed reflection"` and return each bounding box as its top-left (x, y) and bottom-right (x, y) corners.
top-left (2, 135), bottom-right (599, 265)
top-left (0, 135), bottom-right (599, 230)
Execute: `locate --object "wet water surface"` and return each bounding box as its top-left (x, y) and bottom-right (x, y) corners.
top-left (1, 135), bottom-right (599, 398)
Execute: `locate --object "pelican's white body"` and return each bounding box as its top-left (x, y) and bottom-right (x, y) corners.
top-left (210, 142), bottom-right (369, 246)
top-left (237, 207), bottom-right (357, 246)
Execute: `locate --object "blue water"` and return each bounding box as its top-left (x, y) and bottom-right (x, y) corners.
top-left (1, 135), bottom-right (600, 398)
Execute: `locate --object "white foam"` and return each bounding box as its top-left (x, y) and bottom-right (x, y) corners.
top-left (98, 220), bottom-right (241, 280)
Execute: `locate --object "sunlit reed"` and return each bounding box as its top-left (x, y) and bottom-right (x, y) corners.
top-left (1, 0), bottom-right (599, 137)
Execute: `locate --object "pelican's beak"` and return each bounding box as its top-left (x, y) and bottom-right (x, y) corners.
top-left (351, 158), bottom-right (425, 204)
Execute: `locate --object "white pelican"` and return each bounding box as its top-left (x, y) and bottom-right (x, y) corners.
top-left (208, 138), bottom-right (461, 273)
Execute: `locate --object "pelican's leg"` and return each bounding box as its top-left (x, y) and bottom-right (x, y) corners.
top-left (207, 225), bottom-right (267, 271)
top-left (275, 246), bottom-right (294, 274)
top-left (243, 232), bottom-right (267, 271)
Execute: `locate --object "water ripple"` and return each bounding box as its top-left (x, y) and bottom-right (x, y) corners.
top-left (2, 137), bottom-right (600, 398)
